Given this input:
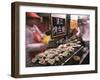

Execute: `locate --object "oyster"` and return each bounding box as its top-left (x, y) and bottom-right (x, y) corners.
top-left (32, 57), bottom-right (38, 63)
top-left (55, 56), bottom-right (60, 61)
top-left (47, 59), bottom-right (55, 65)
top-left (39, 59), bottom-right (46, 65)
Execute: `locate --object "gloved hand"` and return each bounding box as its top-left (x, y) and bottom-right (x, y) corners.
top-left (42, 35), bottom-right (51, 45)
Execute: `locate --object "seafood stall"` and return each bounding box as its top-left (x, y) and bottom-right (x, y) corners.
top-left (25, 13), bottom-right (90, 67)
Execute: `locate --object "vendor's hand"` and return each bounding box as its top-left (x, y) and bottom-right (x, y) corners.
top-left (76, 33), bottom-right (80, 37)
top-left (75, 33), bottom-right (81, 38)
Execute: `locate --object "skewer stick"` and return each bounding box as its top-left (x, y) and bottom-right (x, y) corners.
top-left (61, 46), bottom-right (84, 65)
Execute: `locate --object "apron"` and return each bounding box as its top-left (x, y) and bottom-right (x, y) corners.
top-left (32, 26), bottom-right (42, 43)
top-left (26, 26), bottom-right (43, 67)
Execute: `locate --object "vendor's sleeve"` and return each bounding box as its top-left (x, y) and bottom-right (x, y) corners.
top-left (26, 43), bottom-right (44, 52)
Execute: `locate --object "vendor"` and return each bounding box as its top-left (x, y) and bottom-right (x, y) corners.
top-left (76, 16), bottom-right (90, 49)
top-left (26, 12), bottom-right (47, 66)
top-left (76, 16), bottom-right (90, 64)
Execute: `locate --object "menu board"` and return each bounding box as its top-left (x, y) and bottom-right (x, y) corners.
top-left (51, 17), bottom-right (66, 38)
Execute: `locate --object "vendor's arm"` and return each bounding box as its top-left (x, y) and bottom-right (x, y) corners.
top-left (26, 27), bottom-right (46, 52)
top-left (34, 25), bottom-right (46, 38)
top-left (26, 43), bottom-right (46, 52)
